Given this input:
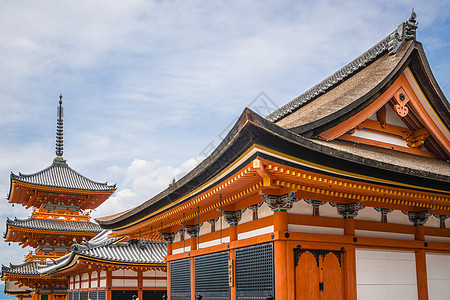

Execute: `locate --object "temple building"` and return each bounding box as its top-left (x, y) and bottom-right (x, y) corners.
top-left (2, 96), bottom-right (117, 300)
top-left (97, 11), bottom-right (450, 300)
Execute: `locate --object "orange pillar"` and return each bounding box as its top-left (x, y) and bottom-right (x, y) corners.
top-left (167, 262), bottom-right (171, 300)
top-left (229, 224), bottom-right (237, 242)
top-left (167, 243), bottom-right (173, 256)
top-left (106, 270), bottom-right (112, 300)
top-left (274, 211), bottom-right (288, 300)
top-left (344, 217), bottom-right (355, 236)
top-left (138, 269), bottom-right (143, 300)
top-left (344, 245), bottom-right (357, 300)
top-left (190, 235), bottom-right (197, 251)
top-left (415, 225), bottom-right (429, 300)
top-left (190, 257), bottom-right (195, 300)
top-left (230, 249), bottom-right (236, 300)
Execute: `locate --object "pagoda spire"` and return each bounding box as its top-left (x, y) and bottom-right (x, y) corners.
top-left (55, 94), bottom-right (64, 160)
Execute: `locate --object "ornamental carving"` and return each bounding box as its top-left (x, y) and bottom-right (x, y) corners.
top-left (262, 191), bottom-right (295, 212)
top-left (221, 209), bottom-right (246, 225)
top-left (159, 232), bottom-right (176, 244)
top-left (404, 210), bottom-right (432, 225)
top-left (182, 224), bottom-right (201, 237)
top-left (374, 207), bottom-right (394, 223)
top-left (434, 214), bottom-right (449, 229)
top-left (333, 201), bottom-right (363, 218)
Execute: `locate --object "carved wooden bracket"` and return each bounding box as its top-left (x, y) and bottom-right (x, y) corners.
top-left (406, 127), bottom-right (430, 148)
top-left (393, 88), bottom-right (410, 117)
top-left (261, 191), bottom-right (295, 212)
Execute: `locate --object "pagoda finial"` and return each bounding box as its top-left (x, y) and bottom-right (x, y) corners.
top-left (55, 94), bottom-right (64, 158)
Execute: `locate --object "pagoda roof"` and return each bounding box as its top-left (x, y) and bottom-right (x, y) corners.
top-left (10, 159), bottom-right (116, 192)
top-left (4, 217), bottom-right (102, 237)
top-left (38, 230), bottom-right (166, 275)
top-left (2, 261), bottom-right (39, 276)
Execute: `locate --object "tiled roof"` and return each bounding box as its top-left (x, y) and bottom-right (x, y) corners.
top-left (38, 230), bottom-right (166, 275)
top-left (266, 13), bottom-right (417, 123)
top-left (2, 262), bottom-right (40, 276)
top-left (11, 160), bottom-right (116, 192)
top-left (5, 217), bottom-right (102, 234)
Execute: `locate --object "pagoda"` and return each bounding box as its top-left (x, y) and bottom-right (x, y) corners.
top-left (2, 96), bottom-right (116, 300)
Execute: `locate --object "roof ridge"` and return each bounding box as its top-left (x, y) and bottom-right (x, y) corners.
top-left (266, 11), bottom-right (418, 123)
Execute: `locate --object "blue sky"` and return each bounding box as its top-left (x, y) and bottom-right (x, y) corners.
top-left (0, 0), bottom-right (449, 286)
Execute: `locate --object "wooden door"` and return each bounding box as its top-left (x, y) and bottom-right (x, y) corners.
top-left (294, 249), bottom-right (343, 300)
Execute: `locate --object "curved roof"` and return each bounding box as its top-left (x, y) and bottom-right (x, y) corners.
top-left (10, 159), bottom-right (116, 192)
top-left (4, 217), bottom-right (102, 237)
top-left (2, 262), bottom-right (39, 276)
top-left (97, 108), bottom-right (450, 230)
top-left (38, 230), bottom-right (166, 275)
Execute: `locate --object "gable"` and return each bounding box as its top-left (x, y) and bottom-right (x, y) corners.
top-left (320, 68), bottom-right (450, 159)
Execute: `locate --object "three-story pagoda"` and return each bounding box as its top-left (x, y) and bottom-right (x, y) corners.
top-left (2, 96), bottom-right (116, 300)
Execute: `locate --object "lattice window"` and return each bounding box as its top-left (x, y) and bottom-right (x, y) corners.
top-left (195, 251), bottom-right (230, 299)
top-left (142, 290), bottom-right (166, 300)
top-left (111, 290), bottom-right (138, 300)
top-left (236, 242), bottom-right (274, 300)
top-left (89, 290), bottom-right (97, 300)
top-left (97, 290), bottom-right (106, 300)
top-left (80, 292), bottom-right (88, 300)
top-left (170, 258), bottom-right (191, 300)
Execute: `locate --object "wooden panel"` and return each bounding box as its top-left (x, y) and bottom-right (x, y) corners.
top-left (356, 249), bottom-right (418, 299)
top-left (322, 252), bottom-right (343, 300)
top-left (295, 251), bottom-right (320, 300)
top-left (426, 252), bottom-right (450, 300)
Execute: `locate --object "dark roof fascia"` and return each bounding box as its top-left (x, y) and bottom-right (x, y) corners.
top-left (408, 42), bottom-right (450, 128)
top-left (288, 41), bottom-right (416, 137)
top-left (99, 108), bottom-right (449, 230)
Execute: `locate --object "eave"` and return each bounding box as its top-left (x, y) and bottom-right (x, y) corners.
top-left (97, 109), bottom-right (449, 234)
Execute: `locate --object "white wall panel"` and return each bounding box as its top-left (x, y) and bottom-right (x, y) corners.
top-left (354, 207), bottom-right (379, 222)
top-left (99, 279), bottom-right (106, 287)
top-left (290, 200), bottom-right (313, 215)
top-left (356, 249), bottom-right (417, 300)
top-left (426, 252), bottom-right (450, 300)
top-left (319, 203), bottom-right (340, 218)
top-left (355, 230), bottom-right (414, 240)
top-left (111, 279), bottom-right (138, 287)
top-left (237, 225), bottom-right (274, 240)
top-left (288, 224), bottom-right (344, 235)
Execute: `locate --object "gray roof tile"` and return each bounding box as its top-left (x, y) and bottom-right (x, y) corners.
top-left (11, 160), bottom-right (116, 192)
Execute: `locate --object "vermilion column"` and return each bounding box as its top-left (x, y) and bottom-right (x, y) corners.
top-left (274, 210), bottom-right (288, 300)
top-left (138, 270), bottom-right (143, 300)
top-left (190, 257), bottom-right (195, 300)
top-left (415, 224), bottom-right (429, 300)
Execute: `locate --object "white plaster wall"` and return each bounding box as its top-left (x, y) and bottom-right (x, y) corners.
top-left (288, 224), bottom-right (344, 235)
top-left (198, 236), bottom-right (230, 249)
top-left (111, 279), bottom-right (138, 287)
top-left (143, 280), bottom-right (167, 287)
top-left (81, 281), bottom-right (88, 289)
top-left (424, 215), bottom-right (441, 228)
top-left (239, 207), bottom-right (253, 224)
top-left (319, 203), bottom-right (340, 218)
top-left (352, 129), bottom-right (408, 147)
top-left (290, 200), bottom-right (313, 215)
top-left (388, 210), bottom-right (411, 225)
top-left (91, 279), bottom-right (98, 288)
top-left (91, 272), bottom-right (97, 279)
top-left (173, 231), bottom-right (181, 243)
top-left (172, 246), bottom-right (191, 255)
top-left (75, 275), bottom-right (80, 289)
top-left (354, 207), bottom-right (379, 222)
top-left (425, 236), bottom-right (450, 243)
top-left (112, 269), bottom-right (137, 277)
top-left (258, 202), bottom-right (273, 219)
top-left (355, 230), bottom-right (414, 240)
top-left (143, 270), bottom-right (166, 277)
top-left (385, 105), bottom-right (407, 127)
top-left (198, 221), bottom-right (210, 236)
top-left (81, 273), bottom-right (89, 281)
top-left (356, 249), bottom-right (417, 300)
top-left (99, 279), bottom-right (106, 287)
top-left (100, 270), bottom-right (106, 278)
top-left (426, 252), bottom-right (450, 300)
top-left (238, 225), bottom-right (274, 240)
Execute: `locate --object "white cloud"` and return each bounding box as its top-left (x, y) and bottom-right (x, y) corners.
top-left (93, 157), bottom-right (199, 217)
